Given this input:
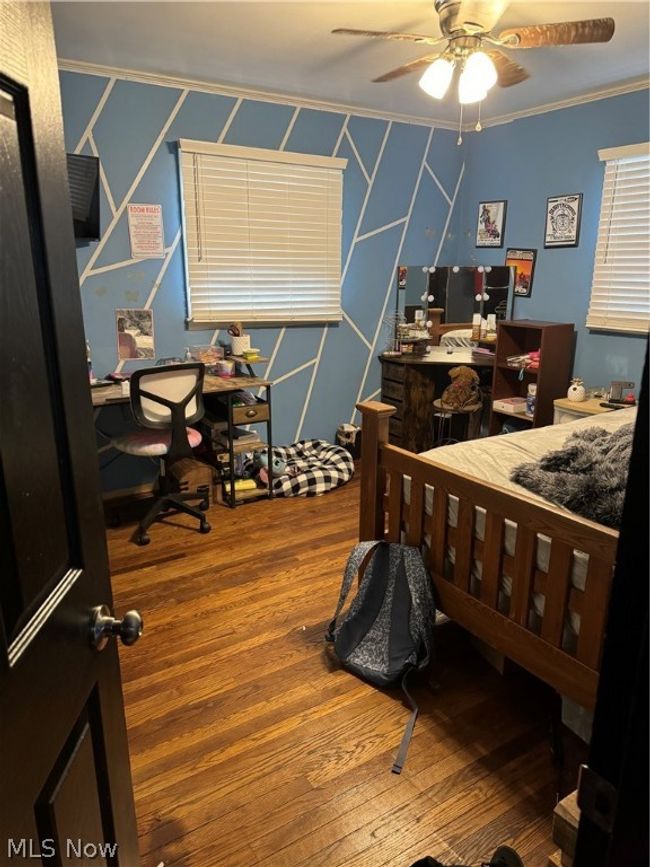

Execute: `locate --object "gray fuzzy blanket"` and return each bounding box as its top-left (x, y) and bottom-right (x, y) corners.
top-left (511, 422), bottom-right (634, 529)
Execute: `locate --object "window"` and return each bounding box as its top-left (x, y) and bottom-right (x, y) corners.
top-left (587, 142), bottom-right (650, 334)
top-left (178, 139), bottom-right (346, 325)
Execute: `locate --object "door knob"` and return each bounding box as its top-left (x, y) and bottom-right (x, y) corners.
top-left (90, 605), bottom-right (143, 650)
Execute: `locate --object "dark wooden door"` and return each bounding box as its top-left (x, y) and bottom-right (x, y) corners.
top-left (0, 4), bottom-right (139, 864)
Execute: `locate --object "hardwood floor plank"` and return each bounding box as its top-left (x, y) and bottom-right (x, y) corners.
top-left (108, 477), bottom-right (557, 867)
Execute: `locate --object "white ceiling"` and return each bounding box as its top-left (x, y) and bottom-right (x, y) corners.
top-left (52, 1), bottom-right (650, 125)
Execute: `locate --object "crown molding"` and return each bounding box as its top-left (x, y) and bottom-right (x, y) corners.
top-left (471, 76), bottom-right (650, 131)
top-left (57, 58), bottom-right (458, 130)
top-left (58, 58), bottom-right (649, 138)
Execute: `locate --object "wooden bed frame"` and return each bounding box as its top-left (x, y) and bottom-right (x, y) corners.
top-left (357, 401), bottom-right (620, 710)
top-left (425, 308), bottom-right (471, 346)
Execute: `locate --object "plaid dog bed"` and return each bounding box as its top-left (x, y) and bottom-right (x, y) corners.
top-left (246, 439), bottom-right (354, 497)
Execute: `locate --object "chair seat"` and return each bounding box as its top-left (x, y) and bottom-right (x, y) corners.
top-left (112, 427), bottom-right (202, 457)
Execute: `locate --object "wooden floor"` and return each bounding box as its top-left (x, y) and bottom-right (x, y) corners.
top-left (108, 478), bottom-right (558, 867)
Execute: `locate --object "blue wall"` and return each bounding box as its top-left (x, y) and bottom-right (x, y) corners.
top-left (59, 70), bottom-right (463, 490)
top-left (450, 88), bottom-right (649, 388)
top-left (60, 69), bottom-right (648, 491)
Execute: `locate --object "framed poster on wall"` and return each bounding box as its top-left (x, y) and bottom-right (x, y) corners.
top-left (505, 248), bottom-right (537, 298)
top-left (544, 193), bottom-right (582, 248)
top-left (476, 200), bottom-right (507, 248)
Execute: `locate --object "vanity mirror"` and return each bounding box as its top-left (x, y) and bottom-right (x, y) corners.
top-left (395, 264), bottom-right (515, 343)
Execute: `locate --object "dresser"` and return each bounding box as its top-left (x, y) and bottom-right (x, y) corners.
top-left (379, 349), bottom-right (494, 452)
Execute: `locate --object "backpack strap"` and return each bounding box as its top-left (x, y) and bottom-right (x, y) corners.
top-left (325, 540), bottom-right (382, 641)
top-left (392, 668), bottom-right (418, 775)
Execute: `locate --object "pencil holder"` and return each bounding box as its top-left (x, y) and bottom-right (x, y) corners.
top-left (231, 335), bottom-right (250, 356)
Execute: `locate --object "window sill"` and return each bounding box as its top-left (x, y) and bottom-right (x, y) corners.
top-left (187, 317), bottom-right (343, 330)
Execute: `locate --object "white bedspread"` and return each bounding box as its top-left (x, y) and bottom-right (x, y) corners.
top-left (405, 408), bottom-right (635, 641)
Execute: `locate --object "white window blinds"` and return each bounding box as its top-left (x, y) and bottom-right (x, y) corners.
top-left (587, 142), bottom-right (650, 334)
top-left (178, 139), bottom-right (346, 325)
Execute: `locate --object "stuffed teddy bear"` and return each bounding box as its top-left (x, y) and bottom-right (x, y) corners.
top-left (439, 365), bottom-right (481, 410)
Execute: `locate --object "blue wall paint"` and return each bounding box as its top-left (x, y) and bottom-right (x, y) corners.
top-left (60, 71), bottom-right (460, 489)
top-left (450, 88), bottom-right (649, 388)
top-left (60, 68), bottom-right (648, 493)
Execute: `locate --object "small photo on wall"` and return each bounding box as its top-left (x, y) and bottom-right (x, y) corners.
top-left (505, 248), bottom-right (537, 298)
top-left (544, 193), bottom-right (582, 247)
top-left (116, 308), bottom-right (154, 360)
top-left (476, 200), bottom-right (507, 248)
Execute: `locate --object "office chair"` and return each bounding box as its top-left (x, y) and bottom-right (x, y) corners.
top-left (112, 363), bottom-right (211, 545)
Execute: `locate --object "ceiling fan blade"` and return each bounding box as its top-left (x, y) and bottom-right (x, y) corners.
top-left (332, 28), bottom-right (444, 48)
top-left (373, 54), bottom-right (442, 83)
top-left (486, 49), bottom-right (530, 87)
top-left (498, 17), bottom-right (615, 49)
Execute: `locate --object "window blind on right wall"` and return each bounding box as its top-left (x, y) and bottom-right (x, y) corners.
top-left (587, 142), bottom-right (650, 334)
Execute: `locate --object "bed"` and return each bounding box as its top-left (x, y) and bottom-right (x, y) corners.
top-left (356, 402), bottom-right (635, 710)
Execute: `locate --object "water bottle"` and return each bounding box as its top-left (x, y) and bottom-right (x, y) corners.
top-left (526, 383), bottom-right (537, 418)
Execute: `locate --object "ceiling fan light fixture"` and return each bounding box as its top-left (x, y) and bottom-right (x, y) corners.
top-left (418, 56), bottom-right (455, 99)
top-left (464, 50), bottom-right (498, 90)
top-left (458, 67), bottom-right (487, 104)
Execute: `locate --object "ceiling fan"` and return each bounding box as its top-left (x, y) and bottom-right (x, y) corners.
top-left (332, 0), bottom-right (615, 107)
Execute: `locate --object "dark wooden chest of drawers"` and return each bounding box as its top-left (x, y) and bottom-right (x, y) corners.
top-left (379, 354), bottom-right (494, 453)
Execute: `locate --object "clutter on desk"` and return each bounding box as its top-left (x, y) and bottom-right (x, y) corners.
top-left (215, 358), bottom-right (235, 378)
top-left (240, 347), bottom-right (262, 362)
top-left (186, 344), bottom-right (224, 365)
top-left (228, 321), bottom-right (252, 356)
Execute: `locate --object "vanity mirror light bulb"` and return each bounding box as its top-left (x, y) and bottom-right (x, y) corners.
top-left (428, 294), bottom-right (434, 302)
top-left (475, 293), bottom-right (482, 302)
top-left (477, 265), bottom-right (484, 273)
top-left (452, 265), bottom-right (460, 273)
top-left (429, 266), bottom-right (436, 273)
top-left (483, 293), bottom-right (490, 301)
top-left (485, 266), bottom-right (492, 272)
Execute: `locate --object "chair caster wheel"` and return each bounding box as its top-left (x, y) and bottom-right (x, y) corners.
top-left (137, 532), bottom-right (150, 546)
top-left (199, 521), bottom-right (211, 534)
top-left (199, 499), bottom-right (209, 511)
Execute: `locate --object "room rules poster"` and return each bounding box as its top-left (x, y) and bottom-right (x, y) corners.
top-left (127, 203), bottom-right (165, 258)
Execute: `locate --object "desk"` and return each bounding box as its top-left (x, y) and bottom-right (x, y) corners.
top-left (92, 373), bottom-right (273, 507)
top-left (91, 374), bottom-right (271, 407)
top-left (380, 348), bottom-right (494, 452)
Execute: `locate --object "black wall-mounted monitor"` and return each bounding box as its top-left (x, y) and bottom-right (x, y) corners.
top-left (66, 153), bottom-right (100, 241)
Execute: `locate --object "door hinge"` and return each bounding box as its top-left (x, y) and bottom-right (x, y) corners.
top-left (577, 763), bottom-right (618, 835)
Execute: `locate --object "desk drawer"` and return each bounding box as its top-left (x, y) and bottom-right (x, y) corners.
top-left (382, 379), bottom-right (404, 402)
top-left (232, 399), bottom-right (270, 425)
top-left (382, 361), bottom-right (405, 383)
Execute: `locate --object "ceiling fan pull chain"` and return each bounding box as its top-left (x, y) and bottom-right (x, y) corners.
top-left (475, 101), bottom-right (483, 132)
top-left (457, 104), bottom-right (463, 146)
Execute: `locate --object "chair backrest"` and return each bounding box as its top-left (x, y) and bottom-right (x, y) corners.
top-left (129, 363), bottom-right (205, 430)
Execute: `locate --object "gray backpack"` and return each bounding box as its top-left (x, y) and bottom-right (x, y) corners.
top-left (326, 540), bottom-right (436, 773)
